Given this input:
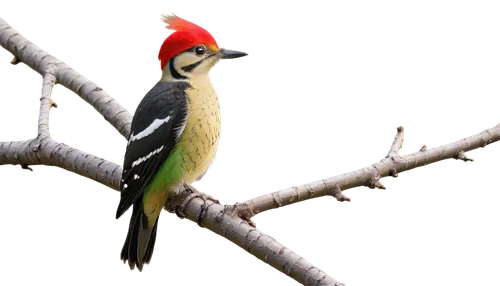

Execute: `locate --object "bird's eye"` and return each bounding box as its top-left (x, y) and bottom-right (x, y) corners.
top-left (195, 45), bottom-right (206, 56)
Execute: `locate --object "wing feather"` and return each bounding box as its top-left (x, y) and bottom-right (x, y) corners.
top-left (116, 81), bottom-right (189, 218)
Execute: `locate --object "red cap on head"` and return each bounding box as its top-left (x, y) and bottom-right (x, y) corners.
top-left (158, 15), bottom-right (219, 70)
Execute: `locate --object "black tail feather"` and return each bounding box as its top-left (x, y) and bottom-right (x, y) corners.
top-left (120, 197), bottom-right (158, 271)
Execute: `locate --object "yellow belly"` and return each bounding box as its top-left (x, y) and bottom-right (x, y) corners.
top-left (178, 78), bottom-right (221, 183)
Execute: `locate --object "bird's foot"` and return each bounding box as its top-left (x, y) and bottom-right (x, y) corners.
top-left (175, 185), bottom-right (220, 226)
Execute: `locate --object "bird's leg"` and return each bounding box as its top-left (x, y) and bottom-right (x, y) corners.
top-left (175, 184), bottom-right (220, 226)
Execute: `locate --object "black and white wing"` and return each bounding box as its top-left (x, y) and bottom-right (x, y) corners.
top-left (116, 81), bottom-right (189, 218)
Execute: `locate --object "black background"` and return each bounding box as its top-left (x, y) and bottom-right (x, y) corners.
top-left (0, 1), bottom-right (500, 285)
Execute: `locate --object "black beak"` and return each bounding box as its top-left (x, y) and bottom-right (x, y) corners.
top-left (218, 48), bottom-right (248, 59)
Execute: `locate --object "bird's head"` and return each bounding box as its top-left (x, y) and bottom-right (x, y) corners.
top-left (159, 15), bottom-right (247, 79)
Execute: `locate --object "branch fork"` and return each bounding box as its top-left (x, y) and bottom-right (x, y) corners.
top-left (218, 202), bottom-right (258, 227)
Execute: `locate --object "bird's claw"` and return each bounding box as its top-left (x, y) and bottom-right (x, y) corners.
top-left (175, 188), bottom-right (219, 226)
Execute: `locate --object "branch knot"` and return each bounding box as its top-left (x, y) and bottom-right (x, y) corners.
top-left (328, 185), bottom-right (351, 202)
top-left (367, 176), bottom-right (386, 189)
top-left (454, 150), bottom-right (474, 162)
top-left (389, 168), bottom-right (398, 177)
top-left (418, 142), bottom-right (429, 152)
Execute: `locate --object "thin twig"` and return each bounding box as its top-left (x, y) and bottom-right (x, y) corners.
top-left (37, 63), bottom-right (56, 138)
top-left (386, 126), bottom-right (404, 158)
top-left (0, 17), bottom-right (132, 138)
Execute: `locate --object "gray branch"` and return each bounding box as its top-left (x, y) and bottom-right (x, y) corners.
top-left (164, 195), bottom-right (342, 286)
top-left (0, 17), bottom-right (343, 286)
top-left (38, 64), bottom-right (56, 138)
top-left (386, 126), bottom-right (404, 158)
top-left (0, 17), bottom-right (132, 138)
top-left (234, 124), bottom-right (499, 220)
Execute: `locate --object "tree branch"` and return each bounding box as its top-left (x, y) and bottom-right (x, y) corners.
top-left (164, 194), bottom-right (343, 286)
top-left (234, 124), bottom-right (499, 220)
top-left (0, 17), bottom-right (125, 190)
top-left (0, 139), bottom-right (122, 190)
top-left (38, 63), bottom-right (56, 138)
top-left (386, 126), bottom-right (404, 159)
top-left (0, 17), bottom-right (132, 138)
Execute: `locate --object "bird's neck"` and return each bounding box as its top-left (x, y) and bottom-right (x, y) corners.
top-left (158, 69), bottom-right (215, 89)
top-left (160, 66), bottom-right (181, 82)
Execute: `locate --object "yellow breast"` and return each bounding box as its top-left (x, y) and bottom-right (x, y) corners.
top-left (178, 76), bottom-right (221, 183)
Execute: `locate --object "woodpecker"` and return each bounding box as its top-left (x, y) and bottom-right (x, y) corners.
top-left (116, 15), bottom-right (247, 271)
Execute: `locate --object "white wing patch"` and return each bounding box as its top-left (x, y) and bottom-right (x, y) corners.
top-left (174, 105), bottom-right (188, 140)
top-left (175, 118), bottom-right (187, 140)
top-left (128, 116), bottom-right (171, 144)
top-left (131, 145), bottom-right (164, 168)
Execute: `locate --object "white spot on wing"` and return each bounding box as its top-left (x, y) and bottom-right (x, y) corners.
top-left (134, 174), bottom-right (140, 180)
top-left (175, 107), bottom-right (189, 140)
top-left (131, 145), bottom-right (164, 168)
top-left (124, 184), bottom-right (128, 188)
top-left (175, 117), bottom-right (187, 140)
top-left (128, 116), bottom-right (171, 144)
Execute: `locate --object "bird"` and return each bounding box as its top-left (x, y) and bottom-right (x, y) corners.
top-left (115, 14), bottom-right (247, 271)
